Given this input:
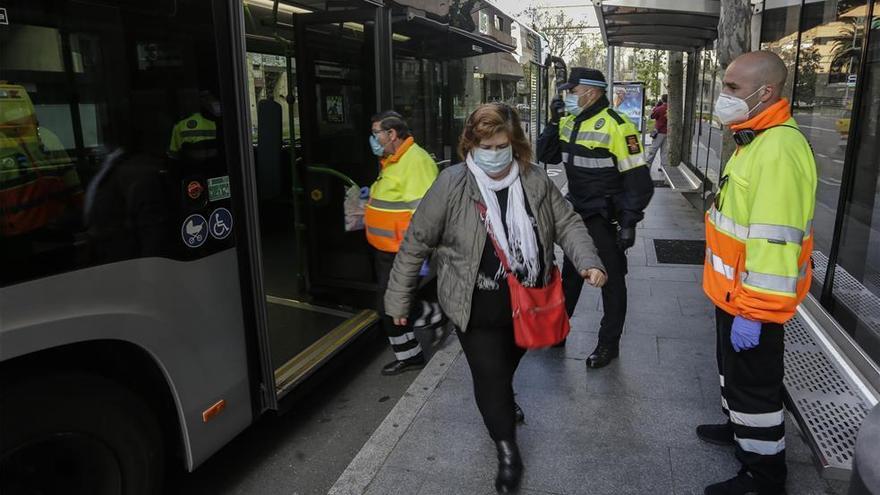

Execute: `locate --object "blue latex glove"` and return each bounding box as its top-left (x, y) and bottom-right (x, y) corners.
top-left (731, 316), bottom-right (762, 352)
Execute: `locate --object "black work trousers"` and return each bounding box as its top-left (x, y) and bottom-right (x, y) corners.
top-left (374, 250), bottom-right (425, 361)
top-left (716, 307), bottom-right (787, 491)
top-left (457, 324), bottom-right (526, 442)
top-left (562, 214), bottom-right (628, 347)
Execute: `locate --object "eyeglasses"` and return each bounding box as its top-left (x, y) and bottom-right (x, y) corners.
top-left (714, 174), bottom-right (729, 211)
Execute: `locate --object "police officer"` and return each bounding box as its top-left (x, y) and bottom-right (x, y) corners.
top-left (698, 51), bottom-right (816, 495)
top-left (537, 68), bottom-right (654, 369)
top-left (365, 111), bottom-right (440, 375)
top-left (168, 90), bottom-right (220, 163)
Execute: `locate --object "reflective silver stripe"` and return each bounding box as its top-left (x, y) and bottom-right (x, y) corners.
top-left (180, 130), bottom-right (216, 138)
top-left (721, 397), bottom-right (730, 411)
top-left (394, 345), bottom-right (422, 361)
top-left (561, 151), bottom-right (571, 162)
top-left (366, 225), bottom-right (396, 238)
top-left (729, 409), bottom-right (784, 428)
top-left (618, 154), bottom-right (645, 172)
top-left (572, 156), bottom-right (615, 169)
top-left (709, 206), bottom-right (749, 240)
top-left (575, 131), bottom-right (611, 144)
top-left (735, 436), bottom-right (786, 455)
top-left (743, 271), bottom-right (798, 293)
top-left (369, 198), bottom-right (420, 210)
top-left (719, 375), bottom-right (725, 387)
top-left (748, 224), bottom-right (805, 245)
top-left (706, 247), bottom-right (735, 280)
top-left (389, 332), bottom-right (416, 345)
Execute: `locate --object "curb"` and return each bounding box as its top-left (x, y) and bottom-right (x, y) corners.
top-left (328, 336), bottom-right (463, 495)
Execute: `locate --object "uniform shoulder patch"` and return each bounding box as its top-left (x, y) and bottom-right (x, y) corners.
top-left (625, 135), bottom-right (640, 155)
top-left (606, 108), bottom-right (626, 125)
top-left (594, 118), bottom-right (605, 130)
top-left (186, 119), bottom-right (198, 129)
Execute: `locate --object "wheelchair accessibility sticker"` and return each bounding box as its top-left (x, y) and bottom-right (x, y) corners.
top-left (182, 214), bottom-right (208, 248)
top-left (209, 208), bottom-right (233, 240)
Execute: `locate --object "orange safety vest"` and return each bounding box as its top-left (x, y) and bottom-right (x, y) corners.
top-left (703, 99), bottom-right (817, 323)
top-left (364, 137), bottom-right (438, 252)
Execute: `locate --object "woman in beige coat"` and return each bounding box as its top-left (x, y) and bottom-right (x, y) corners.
top-left (384, 103), bottom-right (606, 493)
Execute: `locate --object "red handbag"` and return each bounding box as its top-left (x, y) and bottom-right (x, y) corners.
top-left (476, 202), bottom-right (571, 349)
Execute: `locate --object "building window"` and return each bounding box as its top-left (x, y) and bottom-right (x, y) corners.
top-left (494, 15), bottom-right (503, 32)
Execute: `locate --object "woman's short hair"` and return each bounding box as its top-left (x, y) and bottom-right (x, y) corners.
top-left (458, 102), bottom-right (533, 167)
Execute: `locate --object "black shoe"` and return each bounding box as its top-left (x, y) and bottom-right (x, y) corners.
top-left (381, 354), bottom-right (426, 376)
top-left (586, 345), bottom-right (619, 369)
top-left (514, 402), bottom-right (525, 424)
top-left (704, 472), bottom-right (785, 495)
top-left (552, 338), bottom-right (567, 348)
top-left (696, 421), bottom-right (735, 446)
top-left (494, 440), bottom-right (523, 493)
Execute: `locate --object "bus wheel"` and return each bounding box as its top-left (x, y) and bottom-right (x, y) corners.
top-left (0, 372), bottom-right (165, 495)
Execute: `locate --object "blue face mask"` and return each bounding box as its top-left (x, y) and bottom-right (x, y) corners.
top-left (369, 134), bottom-right (385, 156)
top-left (564, 93), bottom-right (584, 116)
top-left (472, 146), bottom-right (513, 175)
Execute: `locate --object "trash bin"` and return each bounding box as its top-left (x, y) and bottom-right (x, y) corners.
top-left (849, 403), bottom-right (880, 495)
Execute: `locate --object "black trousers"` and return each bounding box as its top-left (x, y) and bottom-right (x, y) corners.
top-left (562, 215), bottom-right (628, 347)
top-left (457, 324), bottom-right (526, 442)
top-left (716, 307), bottom-right (787, 490)
top-left (374, 250), bottom-right (424, 361)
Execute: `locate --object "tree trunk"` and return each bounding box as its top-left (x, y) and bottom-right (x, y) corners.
top-left (717, 0), bottom-right (752, 164)
top-left (667, 51), bottom-right (684, 167)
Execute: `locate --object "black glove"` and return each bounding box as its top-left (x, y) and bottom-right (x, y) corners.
top-left (550, 96), bottom-right (564, 124)
top-left (617, 226), bottom-right (636, 251)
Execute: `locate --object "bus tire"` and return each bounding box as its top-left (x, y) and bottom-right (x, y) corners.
top-left (0, 372), bottom-right (165, 495)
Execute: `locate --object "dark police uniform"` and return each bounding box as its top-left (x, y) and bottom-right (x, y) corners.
top-left (537, 67), bottom-right (654, 367)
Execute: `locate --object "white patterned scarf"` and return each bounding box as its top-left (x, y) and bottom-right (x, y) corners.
top-left (466, 155), bottom-right (540, 287)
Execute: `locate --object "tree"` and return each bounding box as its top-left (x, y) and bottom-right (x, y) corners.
top-left (717, 0), bottom-right (751, 164)
top-left (632, 49), bottom-right (667, 101)
top-left (794, 46), bottom-right (820, 106)
top-left (518, 3), bottom-right (589, 59)
top-left (572, 34), bottom-right (605, 70)
top-left (667, 51), bottom-right (684, 167)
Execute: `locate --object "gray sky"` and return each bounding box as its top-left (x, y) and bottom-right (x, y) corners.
top-left (489, 0), bottom-right (600, 28)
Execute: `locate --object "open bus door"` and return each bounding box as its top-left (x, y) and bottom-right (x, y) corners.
top-left (242, 2), bottom-right (387, 405)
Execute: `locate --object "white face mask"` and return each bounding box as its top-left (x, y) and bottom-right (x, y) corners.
top-left (714, 85), bottom-right (766, 125)
top-left (471, 146), bottom-right (513, 175)
top-left (564, 93), bottom-right (584, 116)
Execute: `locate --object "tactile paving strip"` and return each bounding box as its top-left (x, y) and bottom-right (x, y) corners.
top-left (784, 312), bottom-right (872, 479)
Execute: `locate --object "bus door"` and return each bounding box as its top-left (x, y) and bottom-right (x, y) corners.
top-left (242, 3), bottom-right (386, 402)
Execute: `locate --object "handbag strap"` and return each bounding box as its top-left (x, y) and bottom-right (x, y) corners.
top-left (474, 201), bottom-right (512, 275)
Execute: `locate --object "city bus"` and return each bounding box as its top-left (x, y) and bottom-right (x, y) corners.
top-left (0, 0), bottom-right (528, 492)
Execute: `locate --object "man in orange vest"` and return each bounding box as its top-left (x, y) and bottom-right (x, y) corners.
top-left (365, 111), bottom-right (440, 375)
top-left (697, 51), bottom-right (816, 495)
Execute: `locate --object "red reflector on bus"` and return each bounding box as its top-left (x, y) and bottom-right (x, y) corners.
top-left (202, 400), bottom-right (226, 422)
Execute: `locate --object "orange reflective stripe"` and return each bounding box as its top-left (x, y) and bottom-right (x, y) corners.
top-left (364, 206), bottom-right (413, 252)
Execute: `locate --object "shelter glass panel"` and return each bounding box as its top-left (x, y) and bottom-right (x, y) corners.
top-left (826, 7), bottom-right (880, 363)
top-left (793, 0), bottom-right (868, 293)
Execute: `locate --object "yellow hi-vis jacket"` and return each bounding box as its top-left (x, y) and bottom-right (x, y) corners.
top-left (364, 137), bottom-right (438, 252)
top-left (703, 99), bottom-right (817, 324)
top-left (168, 112), bottom-right (217, 160)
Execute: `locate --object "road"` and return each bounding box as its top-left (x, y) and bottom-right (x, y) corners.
top-left (166, 334), bottom-right (419, 495)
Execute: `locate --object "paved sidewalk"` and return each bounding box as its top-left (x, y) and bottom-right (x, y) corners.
top-left (330, 189), bottom-right (849, 495)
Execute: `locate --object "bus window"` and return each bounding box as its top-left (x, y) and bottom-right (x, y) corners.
top-left (0, 0), bottom-right (236, 287)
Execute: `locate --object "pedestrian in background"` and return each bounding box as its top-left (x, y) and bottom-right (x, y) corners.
top-left (384, 103), bottom-right (606, 493)
top-left (645, 94), bottom-right (668, 170)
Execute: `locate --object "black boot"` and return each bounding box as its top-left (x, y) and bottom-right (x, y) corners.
top-left (494, 439), bottom-right (523, 493)
top-left (586, 344), bottom-right (619, 369)
top-left (380, 354), bottom-right (426, 376)
top-left (696, 421), bottom-right (735, 446)
top-left (514, 402), bottom-right (525, 424)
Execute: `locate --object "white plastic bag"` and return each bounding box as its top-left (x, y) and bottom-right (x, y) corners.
top-left (343, 185), bottom-right (368, 231)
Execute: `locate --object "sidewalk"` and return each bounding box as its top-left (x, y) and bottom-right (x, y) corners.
top-left (330, 189), bottom-right (850, 495)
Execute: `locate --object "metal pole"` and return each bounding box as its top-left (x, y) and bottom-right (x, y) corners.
top-left (606, 45), bottom-right (614, 97)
